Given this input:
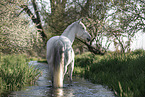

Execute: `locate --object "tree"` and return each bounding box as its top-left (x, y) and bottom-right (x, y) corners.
top-left (40, 0), bottom-right (110, 54)
top-left (15, 0), bottom-right (145, 54)
top-left (105, 0), bottom-right (145, 52)
top-left (20, 0), bottom-right (47, 42)
top-left (0, 0), bottom-right (43, 54)
top-left (72, 0), bottom-right (110, 54)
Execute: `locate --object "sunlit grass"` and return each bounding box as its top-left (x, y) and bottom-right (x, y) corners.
top-left (0, 54), bottom-right (41, 95)
top-left (74, 50), bottom-right (145, 97)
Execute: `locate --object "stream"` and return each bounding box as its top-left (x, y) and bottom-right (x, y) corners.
top-left (8, 61), bottom-right (115, 97)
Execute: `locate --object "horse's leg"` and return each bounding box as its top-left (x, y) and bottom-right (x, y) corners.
top-left (68, 60), bottom-right (74, 85)
top-left (47, 61), bottom-right (54, 86)
top-left (47, 51), bottom-right (54, 86)
top-left (50, 64), bottom-right (54, 85)
top-left (63, 63), bottom-right (68, 78)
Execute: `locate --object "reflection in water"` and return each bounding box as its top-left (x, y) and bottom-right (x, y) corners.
top-left (9, 61), bottom-right (115, 97)
top-left (50, 88), bottom-right (63, 97)
top-left (51, 87), bottom-right (75, 97)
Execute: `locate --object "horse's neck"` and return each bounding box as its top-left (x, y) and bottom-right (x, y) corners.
top-left (61, 25), bottom-right (76, 44)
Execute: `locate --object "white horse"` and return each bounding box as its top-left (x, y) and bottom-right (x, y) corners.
top-left (46, 19), bottom-right (91, 87)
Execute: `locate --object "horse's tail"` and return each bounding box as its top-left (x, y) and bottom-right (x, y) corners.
top-left (53, 40), bottom-right (64, 87)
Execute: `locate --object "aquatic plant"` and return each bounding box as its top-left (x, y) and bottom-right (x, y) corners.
top-left (74, 51), bottom-right (145, 97)
top-left (0, 54), bottom-right (41, 95)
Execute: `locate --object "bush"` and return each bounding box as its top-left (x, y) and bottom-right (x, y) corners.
top-left (0, 0), bottom-right (43, 55)
top-left (131, 49), bottom-right (145, 55)
top-left (75, 52), bottom-right (94, 67)
top-left (74, 51), bottom-right (145, 97)
top-left (0, 54), bottom-right (41, 95)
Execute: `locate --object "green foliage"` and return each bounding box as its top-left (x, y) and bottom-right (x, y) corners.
top-left (75, 52), bottom-right (94, 67)
top-left (131, 49), bottom-right (145, 55)
top-left (74, 50), bottom-right (145, 97)
top-left (0, 54), bottom-right (41, 95)
top-left (0, 0), bottom-right (43, 55)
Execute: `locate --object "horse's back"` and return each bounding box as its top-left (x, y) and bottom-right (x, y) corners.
top-left (46, 36), bottom-right (72, 63)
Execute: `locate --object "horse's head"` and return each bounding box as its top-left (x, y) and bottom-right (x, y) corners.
top-left (75, 19), bottom-right (91, 41)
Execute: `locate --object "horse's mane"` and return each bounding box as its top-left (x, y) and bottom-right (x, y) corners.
top-left (63, 22), bottom-right (76, 34)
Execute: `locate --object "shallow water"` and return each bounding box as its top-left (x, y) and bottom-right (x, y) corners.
top-left (9, 61), bottom-right (115, 97)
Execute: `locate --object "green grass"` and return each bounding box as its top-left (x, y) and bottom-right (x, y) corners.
top-left (74, 51), bottom-right (145, 97)
top-left (0, 54), bottom-right (41, 95)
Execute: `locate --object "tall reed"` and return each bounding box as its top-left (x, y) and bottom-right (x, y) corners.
top-left (74, 50), bottom-right (145, 97)
top-left (0, 54), bottom-right (41, 95)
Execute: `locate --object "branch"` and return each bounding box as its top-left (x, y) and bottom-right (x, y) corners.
top-left (61, 0), bottom-right (67, 8)
top-left (20, 5), bottom-right (36, 22)
top-left (138, 14), bottom-right (145, 20)
top-left (74, 0), bottom-right (91, 17)
top-left (32, 0), bottom-right (41, 23)
top-left (76, 38), bottom-right (106, 55)
top-left (17, 9), bottom-right (25, 17)
top-left (112, 32), bottom-right (125, 53)
top-left (20, 4), bottom-right (47, 42)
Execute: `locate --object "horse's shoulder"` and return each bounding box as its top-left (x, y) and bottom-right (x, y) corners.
top-left (47, 36), bottom-right (72, 49)
top-left (59, 36), bottom-right (72, 44)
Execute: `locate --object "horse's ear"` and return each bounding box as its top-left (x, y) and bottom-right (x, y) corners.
top-left (77, 18), bottom-right (82, 23)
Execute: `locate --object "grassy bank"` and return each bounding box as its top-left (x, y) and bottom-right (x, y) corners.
top-left (0, 54), bottom-right (41, 95)
top-left (74, 51), bottom-right (145, 97)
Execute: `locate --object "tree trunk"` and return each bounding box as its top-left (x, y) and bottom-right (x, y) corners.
top-left (20, 2), bottom-right (47, 43)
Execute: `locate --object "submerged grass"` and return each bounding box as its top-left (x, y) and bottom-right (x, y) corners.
top-left (0, 54), bottom-right (41, 95)
top-left (74, 50), bottom-right (145, 97)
